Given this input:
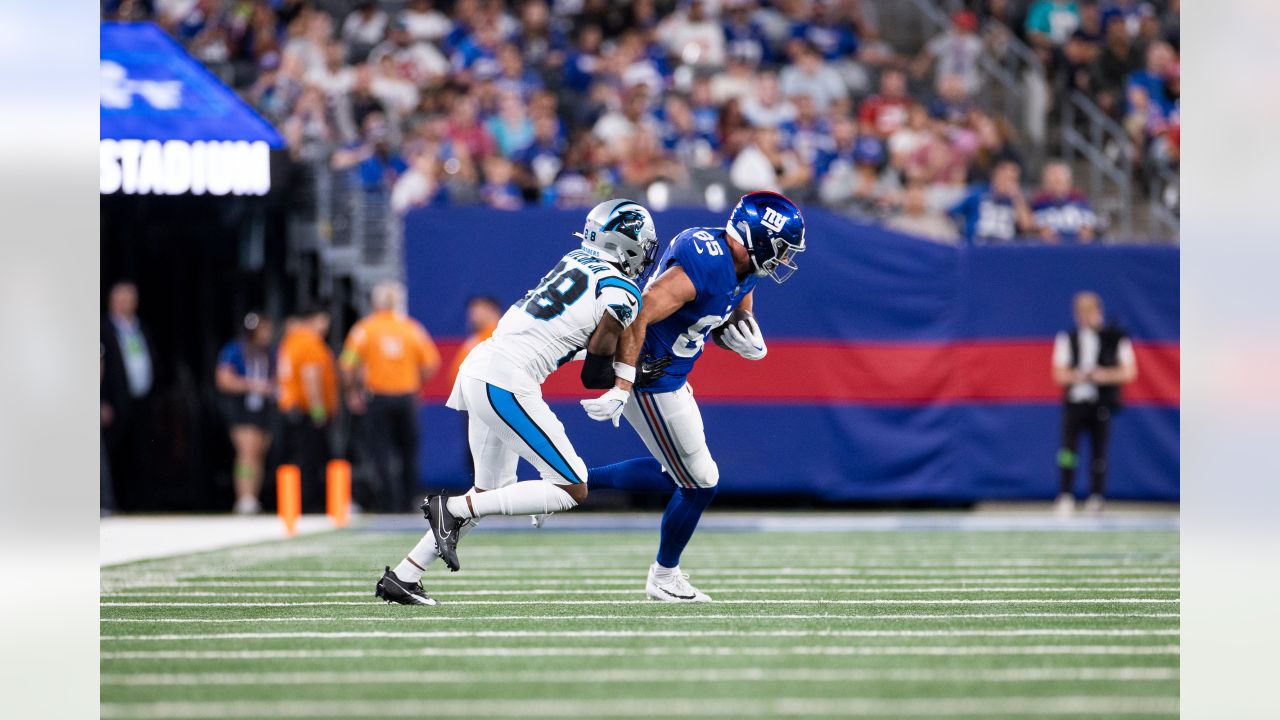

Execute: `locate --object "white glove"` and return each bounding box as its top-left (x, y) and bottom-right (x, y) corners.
top-left (720, 316), bottom-right (767, 360)
top-left (580, 387), bottom-right (630, 427)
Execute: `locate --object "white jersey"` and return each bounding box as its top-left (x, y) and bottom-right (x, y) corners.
top-left (456, 248), bottom-right (642, 394)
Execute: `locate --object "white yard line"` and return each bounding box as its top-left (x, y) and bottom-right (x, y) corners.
top-left (100, 612), bottom-right (1181, 623)
top-left (154, 582), bottom-right (1178, 593)
top-left (196, 567), bottom-right (1178, 577)
top-left (107, 567), bottom-right (1180, 580)
top-left (100, 666), bottom-right (1179, 686)
top-left (104, 587), bottom-right (1181, 600)
top-left (100, 644), bottom-right (1182, 660)
top-left (144, 559), bottom-right (1179, 569)
top-left (101, 628), bottom-right (1179, 641)
top-left (99, 696), bottom-right (1179, 718)
top-left (163, 575), bottom-right (1180, 586)
top-left (100, 598), bottom-right (1181, 607)
top-left (99, 579), bottom-right (1177, 597)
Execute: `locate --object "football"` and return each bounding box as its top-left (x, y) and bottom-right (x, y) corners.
top-left (711, 308), bottom-right (754, 350)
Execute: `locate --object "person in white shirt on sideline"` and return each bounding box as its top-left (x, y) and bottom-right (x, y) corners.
top-left (1051, 291), bottom-right (1138, 515)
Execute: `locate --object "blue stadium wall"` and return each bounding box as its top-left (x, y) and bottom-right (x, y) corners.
top-left (404, 207), bottom-right (1179, 503)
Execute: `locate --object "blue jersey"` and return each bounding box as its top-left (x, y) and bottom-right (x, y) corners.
top-left (640, 227), bottom-right (758, 393)
top-left (1031, 191), bottom-right (1099, 242)
top-left (950, 185), bottom-right (1020, 244)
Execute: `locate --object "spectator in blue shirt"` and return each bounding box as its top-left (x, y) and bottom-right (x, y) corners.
top-left (563, 25), bottom-right (603, 93)
top-left (689, 79), bottom-right (721, 139)
top-left (516, 0), bottom-right (567, 70)
top-left (494, 43), bottom-right (544, 101)
top-left (813, 115), bottom-right (859, 182)
top-left (1125, 41), bottom-right (1176, 118)
top-left (928, 73), bottom-right (974, 125)
top-left (949, 160), bottom-right (1037, 243)
top-left (480, 156), bottom-right (525, 210)
top-left (451, 23), bottom-right (504, 79)
top-left (1100, 0), bottom-right (1144, 39)
top-left (779, 94), bottom-right (834, 168)
top-left (515, 114), bottom-right (567, 192)
top-left (791, 3), bottom-right (859, 62)
top-left (659, 95), bottom-right (719, 170)
top-left (722, 1), bottom-right (772, 66)
top-left (1031, 161), bottom-right (1101, 242)
top-left (332, 112), bottom-right (408, 191)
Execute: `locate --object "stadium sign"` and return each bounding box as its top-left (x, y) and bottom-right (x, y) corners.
top-left (100, 22), bottom-right (283, 197)
top-left (100, 139), bottom-right (271, 196)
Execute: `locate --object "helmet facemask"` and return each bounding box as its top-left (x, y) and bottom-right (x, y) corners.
top-left (733, 218), bottom-right (805, 284)
top-left (761, 237), bottom-right (803, 283)
top-left (624, 235), bottom-right (659, 280)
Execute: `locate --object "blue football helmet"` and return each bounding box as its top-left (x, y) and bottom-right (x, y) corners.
top-left (726, 191), bottom-right (806, 284)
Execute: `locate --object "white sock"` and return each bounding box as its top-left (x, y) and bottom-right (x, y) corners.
top-left (395, 490), bottom-right (481, 582)
top-left (447, 480), bottom-right (578, 518)
top-left (652, 562), bottom-right (679, 577)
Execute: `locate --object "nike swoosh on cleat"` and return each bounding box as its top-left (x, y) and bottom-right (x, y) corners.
top-left (659, 586), bottom-right (696, 600)
top-left (386, 578), bottom-right (434, 605)
top-left (435, 506), bottom-right (454, 540)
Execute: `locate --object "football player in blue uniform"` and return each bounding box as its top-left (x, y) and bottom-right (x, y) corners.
top-left (579, 191), bottom-right (807, 602)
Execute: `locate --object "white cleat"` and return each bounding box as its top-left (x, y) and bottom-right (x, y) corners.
top-left (530, 513), bottom-right (554, 529)
top-left (1054, 493), bottom-right (1076, 518)
top-left (1083, 494), bottom-right (1105, 514)
top-left (645, 563), bottom-right (711, 602)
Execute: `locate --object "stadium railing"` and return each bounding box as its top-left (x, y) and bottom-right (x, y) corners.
top-left (1060, 89), bottom-right (1136, 238)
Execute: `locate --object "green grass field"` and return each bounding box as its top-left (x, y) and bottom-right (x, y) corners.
top-left (101, 518), bottom-right (1179, 719)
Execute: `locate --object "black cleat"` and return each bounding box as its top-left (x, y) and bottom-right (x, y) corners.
top-left (422, 494), bottom-right (464, 572)
top-left (375, 566), bottom-right (438, 606)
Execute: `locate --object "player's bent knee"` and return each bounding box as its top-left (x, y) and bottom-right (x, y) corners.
top-left (687, 454), bottom-right (719, 488)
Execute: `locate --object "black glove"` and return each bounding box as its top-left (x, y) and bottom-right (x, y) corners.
top-left (635, 354), bottom-right (673, 388)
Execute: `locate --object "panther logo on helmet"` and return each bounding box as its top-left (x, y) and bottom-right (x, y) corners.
top-left (577, 199), bottom-right (659, 280)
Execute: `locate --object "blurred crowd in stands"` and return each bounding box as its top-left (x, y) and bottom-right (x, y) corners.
top-left (104, 0), bottom-right (1179, 243)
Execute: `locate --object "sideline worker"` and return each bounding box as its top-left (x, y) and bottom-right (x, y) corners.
top-left (215, 311), bottom-right (277, 515)
top-left (1051, 291), bottom-right (1138, 515)
top-left (445, 295), bottom-right (504, 478)
top-left (341, 281), bottom-right (441, 512)
top-left (277, 306), bottom-right (338, 513)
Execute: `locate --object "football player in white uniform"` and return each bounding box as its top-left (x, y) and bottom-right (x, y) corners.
top-left (376, 199), bottom-right (662, 605)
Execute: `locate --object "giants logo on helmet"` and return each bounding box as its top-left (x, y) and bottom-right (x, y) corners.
top-left (760, 206), bottom-right (788, 233)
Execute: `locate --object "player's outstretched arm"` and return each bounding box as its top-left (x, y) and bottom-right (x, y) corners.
top-left (615, 266), bottom-right (698, 387)
top-left (581, 266), bottom-right (695, 427)
top-left (580, 314), bottom-right (626, 390)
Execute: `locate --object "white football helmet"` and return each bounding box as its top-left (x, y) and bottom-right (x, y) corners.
top-left (576, 199), bottom-right (658, 279)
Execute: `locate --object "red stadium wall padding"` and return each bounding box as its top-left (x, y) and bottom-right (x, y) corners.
top-left (422, 339), bottom-right (1179, 406)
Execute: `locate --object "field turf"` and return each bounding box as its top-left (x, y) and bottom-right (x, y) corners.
top-left (101, 517), bottom-right (1179, 718)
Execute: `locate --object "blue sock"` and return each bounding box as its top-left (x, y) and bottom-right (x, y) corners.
top-left (587, 458), bottom-right (673, 493)
top-left (656, 486), bottom-right (718, 568)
